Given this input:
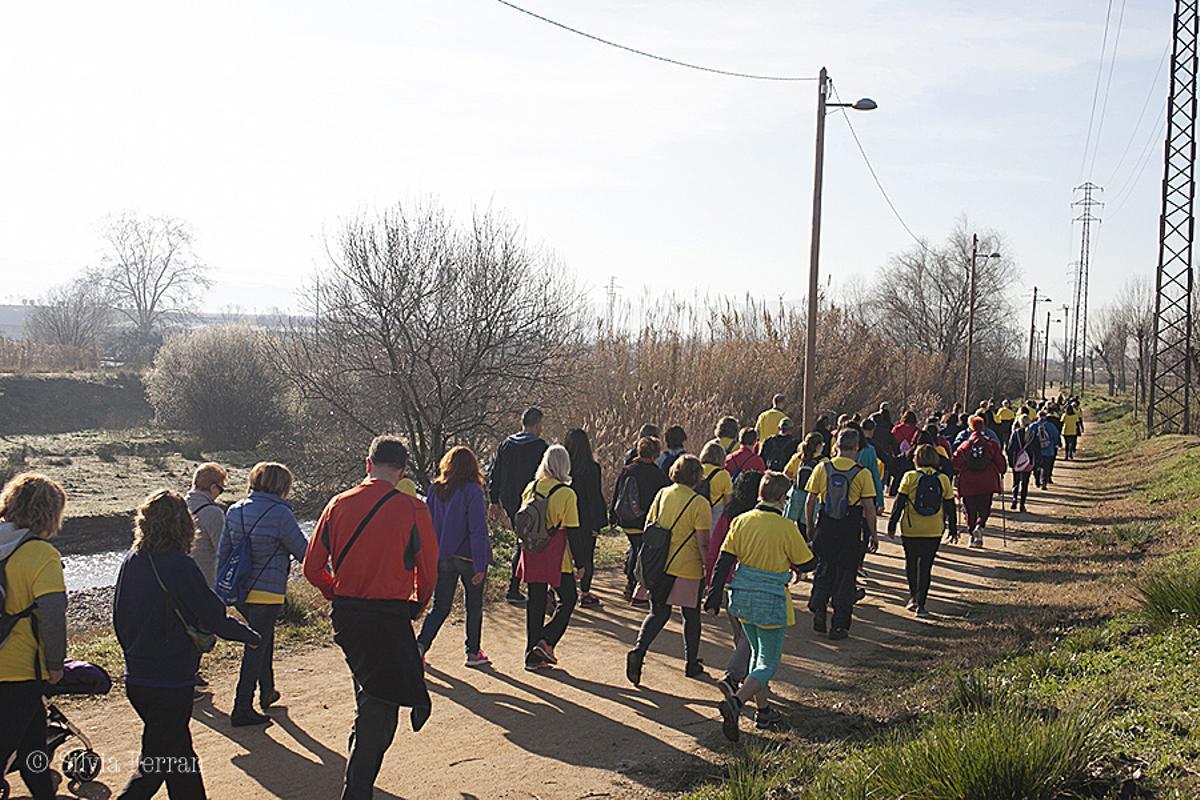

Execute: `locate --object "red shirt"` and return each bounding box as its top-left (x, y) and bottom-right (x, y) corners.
top-left (725, 446), bottom-right (766, 477)
top-left (303, 478), bottom-right (438, 606)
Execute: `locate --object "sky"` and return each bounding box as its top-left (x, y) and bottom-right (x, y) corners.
top-left (0, 1), bottom-right (1177, 325)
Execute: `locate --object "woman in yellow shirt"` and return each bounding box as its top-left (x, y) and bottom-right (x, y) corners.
top-left (887, 445), bottom-right (957, 618)
top-left (715, 417), bottom-right (740, 456)
top-left (1061, 402), bottom-right (1083, 460)
top-left (698, 441), bottom-right (734, 531)
top-left (626, 456), bottom-right (710, 685)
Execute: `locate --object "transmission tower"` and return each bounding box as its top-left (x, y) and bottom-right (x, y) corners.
top-left (1149, 0), bottom-right (1199, 435)
top-left (1069, 183), bottom-right (1102, 397)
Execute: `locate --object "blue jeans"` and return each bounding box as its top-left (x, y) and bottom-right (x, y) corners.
top-left (417, 558), bottom-right (485, 655)
top-left (234, 602), bottom-right (279, 711)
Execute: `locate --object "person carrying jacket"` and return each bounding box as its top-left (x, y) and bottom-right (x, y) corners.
top-left (0, 473), bottom-right (69, 800)
top-left (565, 428), bottom-right (606, 608)
top-left (726, 428), bottom-right (767, 479)
top-left (217, 462), bottom-right (308, 727)
top-left (114, 490), bottom-right (260, 799)
top-left (706, 471), bottom-right (815, 742)
top-left (303, 436), bottom-right (439, 800)
top-left (611, 436), bottom-right (671, 606)
top-left (759, 417), bottom-right (799, 472)
top-left (186, 462), bottom-right (227, 586)
top-left (951, 417), bottom-right (1007, 548)
top-left (1006, 413), bottom-right (1039, 513)
top-left (887, 445), bottom-right (956, 618)
top-left (488, 407), bottom-right (549, 606)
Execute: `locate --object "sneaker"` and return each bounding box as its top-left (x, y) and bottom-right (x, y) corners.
top-left (231, 708), bottom-right (272, 727)
top-left (915, 607), bottom-right (932, 619)
top-left (1010, 499), bottom-right (1018, 510)
top-left (718, 697), bottom-right (742, 742)
top-left (465, 649), bottom-right (491, 668)
top-left (854, 587), bottom-right (867, 602)
top-left (685, 661), bottom-right (706, 679)
top-left (1020, 505), bottom-right (1028, 514)
top-left (754, 706), bottom-right (784, 729)
top-left (579, 593), bottom-right (602, 609)
top-left (622, 587), bottom-right (634, 602)
top-left (626, 649), bottom-right (644, 686)
top-left (524, 656), bottom-right (549, 672)
top-left (534, 640), bottom-right (557, 665)
top-left (829, 627), bottom-right (849, 641)
top-left (631, 598), bottom-right (650, 609)
top-left (812, 613), bottom-right (827, 634)
top-left (716, 674), bottom-right (739, 701)
top-left (905, 598), bottom-right (918, 612)
top-left (260, 689), bottom-right (281, 710)
top-left (506, 588), bottom-right (527, 606)
top-left (970, 534), bottom-right (984, 549)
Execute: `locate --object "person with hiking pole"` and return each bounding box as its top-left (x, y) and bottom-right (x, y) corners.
top-left (564, 429), bottom-right (606, 609)
top-left (489, 407), bottom-right (549, 606)
top-left (1007, 413), bottom-right (1039, 513)
top-left (303, 437), bottom-right (439, 799)
top-left (216, 462), bottom-right (308, 727)
top-left (805, 429), bottom-right (877, 641)
top-left (951, 417), bottom-right (1007, 548)
top-left (887, 445), bottom-right (956, 618)
top-left (626, 455), bottom-right (712, 686)
top-left (516, 445), bottom-right (582, 671)
top-left (706, 471), bottom-right (815, 741)
top-left (611, 436), bottom-right (671, 606)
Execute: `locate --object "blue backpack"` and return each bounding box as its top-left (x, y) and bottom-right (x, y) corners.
top-left (214, 506), bottom-right (278, 606)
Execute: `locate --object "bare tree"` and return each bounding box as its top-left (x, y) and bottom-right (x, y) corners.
top-left (276, 201), bottom-right (587, 484)
top-left (1092, 303), bottom-right (1128, 396)
top-left (98, 213), bottom-right (211, 349)
top-left (26, 273), bottom-right (112, 353)
top-left (1117, 277), bottom-right (1154, 411)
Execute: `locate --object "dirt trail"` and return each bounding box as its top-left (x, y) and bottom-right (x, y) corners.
top-left (25, 458), bottom-right (1090, 800)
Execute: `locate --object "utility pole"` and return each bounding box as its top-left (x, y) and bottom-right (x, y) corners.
top-left (1025, 288), bottom-right (1051, 399)
top-left (1061, 304), bottom-right (1071, 389)
top-left (963, 234), bottom-right (979, 412)
top-left (802, 67), bottom-right (828, 435)
top-left (1042, 310), bottom-right (1053, 399)
top-left (1069, 184), bottom-right (1103, 397)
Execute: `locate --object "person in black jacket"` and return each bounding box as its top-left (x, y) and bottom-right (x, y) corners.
top-left (114, 490), bottom-right (260, 799)
top-left (759, 417), bottom-right (799, 472)
top-left (610, 436), bottom-right (670, 606)
top-left (624, 424), bottom-right (660, 464)
top-left (488, 407), bottom-right (549, 606)
top-left (564, 428), bottom-right (605, 608)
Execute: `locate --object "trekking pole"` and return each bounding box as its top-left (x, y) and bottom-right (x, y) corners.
top-left (1001, 475), bottom-right (1007, 548)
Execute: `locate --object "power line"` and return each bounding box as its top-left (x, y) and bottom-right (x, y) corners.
top-left (493, 0), bottom-right (817, 82)
top-left (1088, 0), bottom-right (1128, 178)
top-left (1079, 0), bottom-right (1116, 181)
top-left (1106, 43), bottom-right (1170, 186)
top-left (1109, 112), bottom-right (1167, 218)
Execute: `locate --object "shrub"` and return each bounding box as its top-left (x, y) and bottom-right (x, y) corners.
top-left (145, 325), bottom-right (291, 449)
top-left (1139, 568), bottom-right (1200, 629)
top-left (95, 443), bottom-right (120, 463)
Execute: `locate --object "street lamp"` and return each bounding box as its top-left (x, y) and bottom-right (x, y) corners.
top-left (1042, 313), bottom-right (1063, 399)
top-left (962, 233), bottom-right (1002, 411)
top-left (1024, 288), bottom-right (1053, 400)
top-left (802, 67), bottom-right (877, 432)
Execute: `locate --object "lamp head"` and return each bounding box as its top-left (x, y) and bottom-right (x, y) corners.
top-left (852, 98), bottom-right (878, 111)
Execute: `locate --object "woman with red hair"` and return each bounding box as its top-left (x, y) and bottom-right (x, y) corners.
top-left (951, 416), bottom-right (1008, 548)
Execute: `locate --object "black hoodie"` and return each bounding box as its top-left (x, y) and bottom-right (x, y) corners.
top-left (488, 431), bottom-right (549, 518)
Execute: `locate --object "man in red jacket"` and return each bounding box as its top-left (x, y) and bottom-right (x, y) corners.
top-left (951, 417), bottom-right (1007, 548)
top-left (304, 435), bottom-right (438, 800)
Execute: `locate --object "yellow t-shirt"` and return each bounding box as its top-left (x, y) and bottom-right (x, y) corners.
top-left (718, 436), bottom-right (736, 455)
top-left (996, 407), bottom-right (1016, 423)
top-left (523, 478), bottom-right (580, 574)
top-left (896, 467), bottom-right (955, 538)
top-left (755, 408), bottom-right (786, 442)
top-left (722, 508), bottom-right (814, 626)
top-left (397, 477), bottom-right (418, 497)
top-left (1062, 413), bottom-right (1081, 436)
top-left (647, 484), bottom-right (710, 580)
top-left (804, 457), bottom-right (877, 506)
top-left (701, 464), bottom-right (733, 507)
top-left (0, 538), bottom-right (64, 681)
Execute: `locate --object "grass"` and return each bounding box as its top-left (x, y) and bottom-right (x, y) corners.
top-left (1139, 560), bottom-right (1200, 629)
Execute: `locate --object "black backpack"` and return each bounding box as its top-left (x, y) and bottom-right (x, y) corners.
top-left (795, 462), bottom-right (817, 493)
top-left (614, 473), bottom-right (644, 528)
top-left (635, 492), bottom-right (702, 591)
top-left (695, 470), bottom-right (716, 502)
top-left (0, 538), bottom-right (37, 652)
top-left (966, 439), bottom-right (989, 471)
top-left (912, 472), bottom-right (945, 517)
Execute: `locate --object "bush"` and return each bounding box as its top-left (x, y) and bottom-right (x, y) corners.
top-left (145, 326), bottom-right (291, 449)
top-left (1139, 568), bottom-right (1200, 629)
top-left (95, 443), bottom-right (120, 463)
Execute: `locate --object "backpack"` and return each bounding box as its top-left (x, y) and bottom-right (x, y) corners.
top-left (966, 438), bottom-right (990, 471)
top-left (912, 472), bottom-right (945, 517)
top-left (614, 473), bottom-right (644, 528)
top-left (635, 492), bottom-right (702, 591)
top-left (214, 504), bottom-right (281, 606)
top-left (821, 463), bottom-right (863, 521)
top-left (0, 538), bottom-right (36, 652)
top-left (1036, 424), bottom-right (1051, 450)
top-left (795, 462), bottom-right (816, 494)
top-left (514, 483), bottom-right (567, 554)
top-left (695, 470), bottom-right (716, 502)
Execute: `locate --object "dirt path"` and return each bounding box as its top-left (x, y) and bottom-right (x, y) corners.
top-left (23, 457), bottom-right (1091, 800)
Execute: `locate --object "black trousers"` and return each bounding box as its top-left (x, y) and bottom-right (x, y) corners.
top-left (624, 533), bottom-right (643, 595)
top-left (902, 537), bottom-right (940, 611)
top-left (1064, 435), bottom-right (1078, 459)
top-left (526, 573), bottom-right (577, 657)
top-left (343, 680), bottom-right (399, 800)
top-left (119, 684), bottom-right (204, 800)
top-left (234, 602), bottom-right (280, 711)
top-left (808, 558), bottom-right (858, 630)
top-left (633, 575), bottom-right (701, 666)
top-left (0, 680), bottom-right (53, 800)
top-left (567, 529), bottom-right (597, 594)
top-left (1037, 454), bottom-right (1057, 486)
top-left (1012, 471), bottom-right (1032, 507)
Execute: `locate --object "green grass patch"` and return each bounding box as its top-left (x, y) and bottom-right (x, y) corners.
top-left (1090, 521), bottom-right (1156, 548)
top-left (1140, 567), bottom-right (1200, 629)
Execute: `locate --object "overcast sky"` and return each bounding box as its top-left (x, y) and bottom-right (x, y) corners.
top-left (0, 1), bottom-right (1175, 322)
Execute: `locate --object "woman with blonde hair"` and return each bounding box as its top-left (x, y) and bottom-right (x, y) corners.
top-left (698, 440), bottom-right (734, 531)
top-left (0, 473), bottom-right (68, 800)
top-left (417, 446), bottom-right (493, 667)
top-left (114, 489), bottom-right (259, 797)
top-left (517, 444), bottom-right (582, 671)
top-left (216, 462), bottom-right (308, 726)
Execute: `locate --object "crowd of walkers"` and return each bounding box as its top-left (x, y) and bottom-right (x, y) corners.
top-left (0, 391), bottom-right (1082, 797)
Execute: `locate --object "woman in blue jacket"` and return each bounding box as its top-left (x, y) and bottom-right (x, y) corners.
top-left (417, 446), bottom-right (493, 667)
top-left (217, 462), bottom-right (308, 727)
top-left (114, 490), bottom-right (259, 797)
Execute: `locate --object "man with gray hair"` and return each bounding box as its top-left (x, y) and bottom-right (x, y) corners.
top-left (803, 427), bottom-right (878, 641)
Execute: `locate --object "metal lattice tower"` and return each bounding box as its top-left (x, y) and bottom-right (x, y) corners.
top-left (1069, 183), bottom-right (1102, 397)
top-left (1149, 0), bottom-right (1199, 436)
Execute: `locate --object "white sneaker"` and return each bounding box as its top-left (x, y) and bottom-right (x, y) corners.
top-left (970, 533), bottom-right (984, 549)
top-left (905, 598), bottom-right (918, 611)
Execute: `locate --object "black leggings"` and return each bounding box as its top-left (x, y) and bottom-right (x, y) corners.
top-left (121, 684), bottom-right (205, 799)
top-left (624, 533), bottom-right (642, 595)
top-left (633, 575), bottom-right (701, 666)
top-left (526, 574), bottom-right (577, 657)
top-left (1012, 471), bottom-right (1031, 507)
top-left (1064, 435), bottom-right (1078, 459)
top-left (567, 529), bottom-right (596, 594)
top-left (0, 680), bottom-right (53, 800)
top-left (902, 537), bottom-right (940, 611)
top-left (1038, 455), bottom-right (1057, 486)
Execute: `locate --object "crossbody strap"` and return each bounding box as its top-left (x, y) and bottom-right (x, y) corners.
top-left (335, 490), bottom-right (401, 572)
top-left (147, 552), bottom-right (197, 636)
top-left (240, 503), bottom-right (285, 591)
top-left (662, 492), bottom-right (703, 572)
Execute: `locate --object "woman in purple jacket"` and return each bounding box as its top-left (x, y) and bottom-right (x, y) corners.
top-left (416, 446), bottom-right (494, 668)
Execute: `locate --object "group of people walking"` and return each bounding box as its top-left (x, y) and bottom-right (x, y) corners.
top-left (0, 392), bottom-right (1083, 797)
